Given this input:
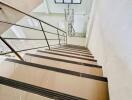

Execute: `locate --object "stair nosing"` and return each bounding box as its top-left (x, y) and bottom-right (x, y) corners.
top-left (5, 58), bottom-right (107, 82)
top-left (26, 53), bottom-right (101, 68)
top-left (52, 47), bottom-right (91, 54)
top-left (0, 76), bottom-right (86, 100)
top-left (51, 48), bottom-right (92, 56)
top-left (37, 50), bottom-right (97, 62)
top-left (48, 49), bottom-right (94, 58)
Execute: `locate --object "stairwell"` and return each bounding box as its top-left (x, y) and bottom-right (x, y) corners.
top-left (0, 1), bottom-right (109, 100)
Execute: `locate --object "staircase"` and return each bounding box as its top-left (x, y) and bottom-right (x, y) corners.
top-left (0, 2), bottom-right (109, 100)
top-left (0, 44), bottom-right (109, 100)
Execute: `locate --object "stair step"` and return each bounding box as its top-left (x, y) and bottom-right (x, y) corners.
top-left (50, 48), bottom-right (93, 56)
top-left (37, 51), bottom-right (97, 65)
top-left (46, 49), bottom-right (95, 60)
top-left (26, 53), bottom-right (101, 68)
top-left (52, 47), bottom-right (91, 54)
top-left (38, 50), bottom-right (97, 62)
top-left (63, 44), bottom-right (88, 50)
top-left (5, 58), bottom-right (107, 81)
top-left (59, 46), bottom-right (90, 52)
top-left (25, 54), bottom-right (103, 76)
top-left (48, 49), bottom-right (94, 58)
top-left (0, 76), bottom-right (85, 100)
top-left (0, 60), bottom-right (109, 100)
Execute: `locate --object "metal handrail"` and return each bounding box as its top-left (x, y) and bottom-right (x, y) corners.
top-left (0, 20), bottom-right (65, 37)
top-left (0, 2), bottom-right (66, 33)
top-left (2, 38), bottom-right (62, 40)
top-left (0, 37), bottom-right (24, 61)
top-left (0, 44), bottom-right (60, 55)
top-left (0, 1), bottom-right (67, 60)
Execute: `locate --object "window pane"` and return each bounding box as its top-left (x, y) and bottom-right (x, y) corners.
top-left (73, 0), bottom-right (81, 3)
top-left (56, 0), bottom-right (63, 3)
top-left (64, 0), bottom-right (71, 3)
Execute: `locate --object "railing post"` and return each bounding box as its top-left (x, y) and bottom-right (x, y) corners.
top-left (66, 32), bottom-right (68, 44)
top-left (57, 29), bottom-right (61, 46)
top-left (39, 20), bottom-right (50, 50)
top-left (0, 37), bottom-right (24, 61)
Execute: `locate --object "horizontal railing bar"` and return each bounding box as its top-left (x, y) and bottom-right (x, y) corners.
top-left (2, 38), bottom-right (62, 40)
top-left (0, 44), bottom-right (59, 55)
top-left (0, 20), bottom-right (65, 37)
top-left (44, 31), bottom-right (65, 37)
top-left (0, 2), bottom-right (66, 33)
top-left (0, 20), bottom-right (42, 31)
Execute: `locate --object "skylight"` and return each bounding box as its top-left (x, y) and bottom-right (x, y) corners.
top-left (55, 0), bottom-right (82, 4)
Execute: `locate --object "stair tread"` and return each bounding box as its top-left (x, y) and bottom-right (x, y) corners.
top-left (26, 53), bottom-right (101, 68)
top-left (0, 76), bottom-right (85, 100)
top-left (0, 83), bottom-right (53, 100)
top-left (1, 60), bottom-right (109, 100)
top-left (37, 51), bottom-right (97, 65)
top-left (52, 47), bottom-right (91, 54)
top-left (63, 44), bottom-right (88, 50)
top-left (25, 53), bottom-right (103, 76)
top-left (46, 49), bottom-right (95, 60)
top-left (48, 49), bottom-right (94, 58)
top-left (5, 58), bottom-right (107, 81)
top-left (38, 50), bottom-right (97, 62)
top-left (50, 48), bottom-right (93, 56)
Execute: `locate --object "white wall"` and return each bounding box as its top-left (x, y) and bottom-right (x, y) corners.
top-left (86, 0), bottom-right (132, 100)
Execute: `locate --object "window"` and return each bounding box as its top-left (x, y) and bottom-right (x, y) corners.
top-left (55, 0), bottom-right (82, 4)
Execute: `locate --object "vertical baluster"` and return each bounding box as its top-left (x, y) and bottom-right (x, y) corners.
top-left (39, 21), bottom-right (50, 50)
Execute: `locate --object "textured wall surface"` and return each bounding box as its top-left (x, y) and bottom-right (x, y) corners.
top-left (86, 0), bottom-right (132, 100)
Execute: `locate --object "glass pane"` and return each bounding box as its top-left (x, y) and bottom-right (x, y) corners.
top-left (55, 0), bottom-right (63, 3)
top-left (73, 0), bottom-right (81, 3)
top-left (64, 0), bottom-right (71, 3)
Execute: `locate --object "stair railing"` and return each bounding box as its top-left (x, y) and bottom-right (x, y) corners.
top-left (0, 2), bottom-right (67, 60)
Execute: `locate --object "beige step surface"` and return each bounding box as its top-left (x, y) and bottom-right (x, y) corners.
top-left (52, 47), bottom-right (91, 54)
top-left (63, 44), bottom-right (88, 50)
top-left (51, 48), bottom-right (93, 56)
top-left (45, 49), bottom-right (95, 60)
top-left (48, 49), bottom-right (94, 58)
top-left (0, 84), bottom-right (52, 100)
top-left (59, 46), bottom-right (90, 51)
top-left (25, 54), bottom-right (103, 76)
top-left (36, 51), bottom-right (97, 65)
top-left (0, 61), bottom-right (109, 100)
top-left (38, 50), bottom-right (97, 62)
